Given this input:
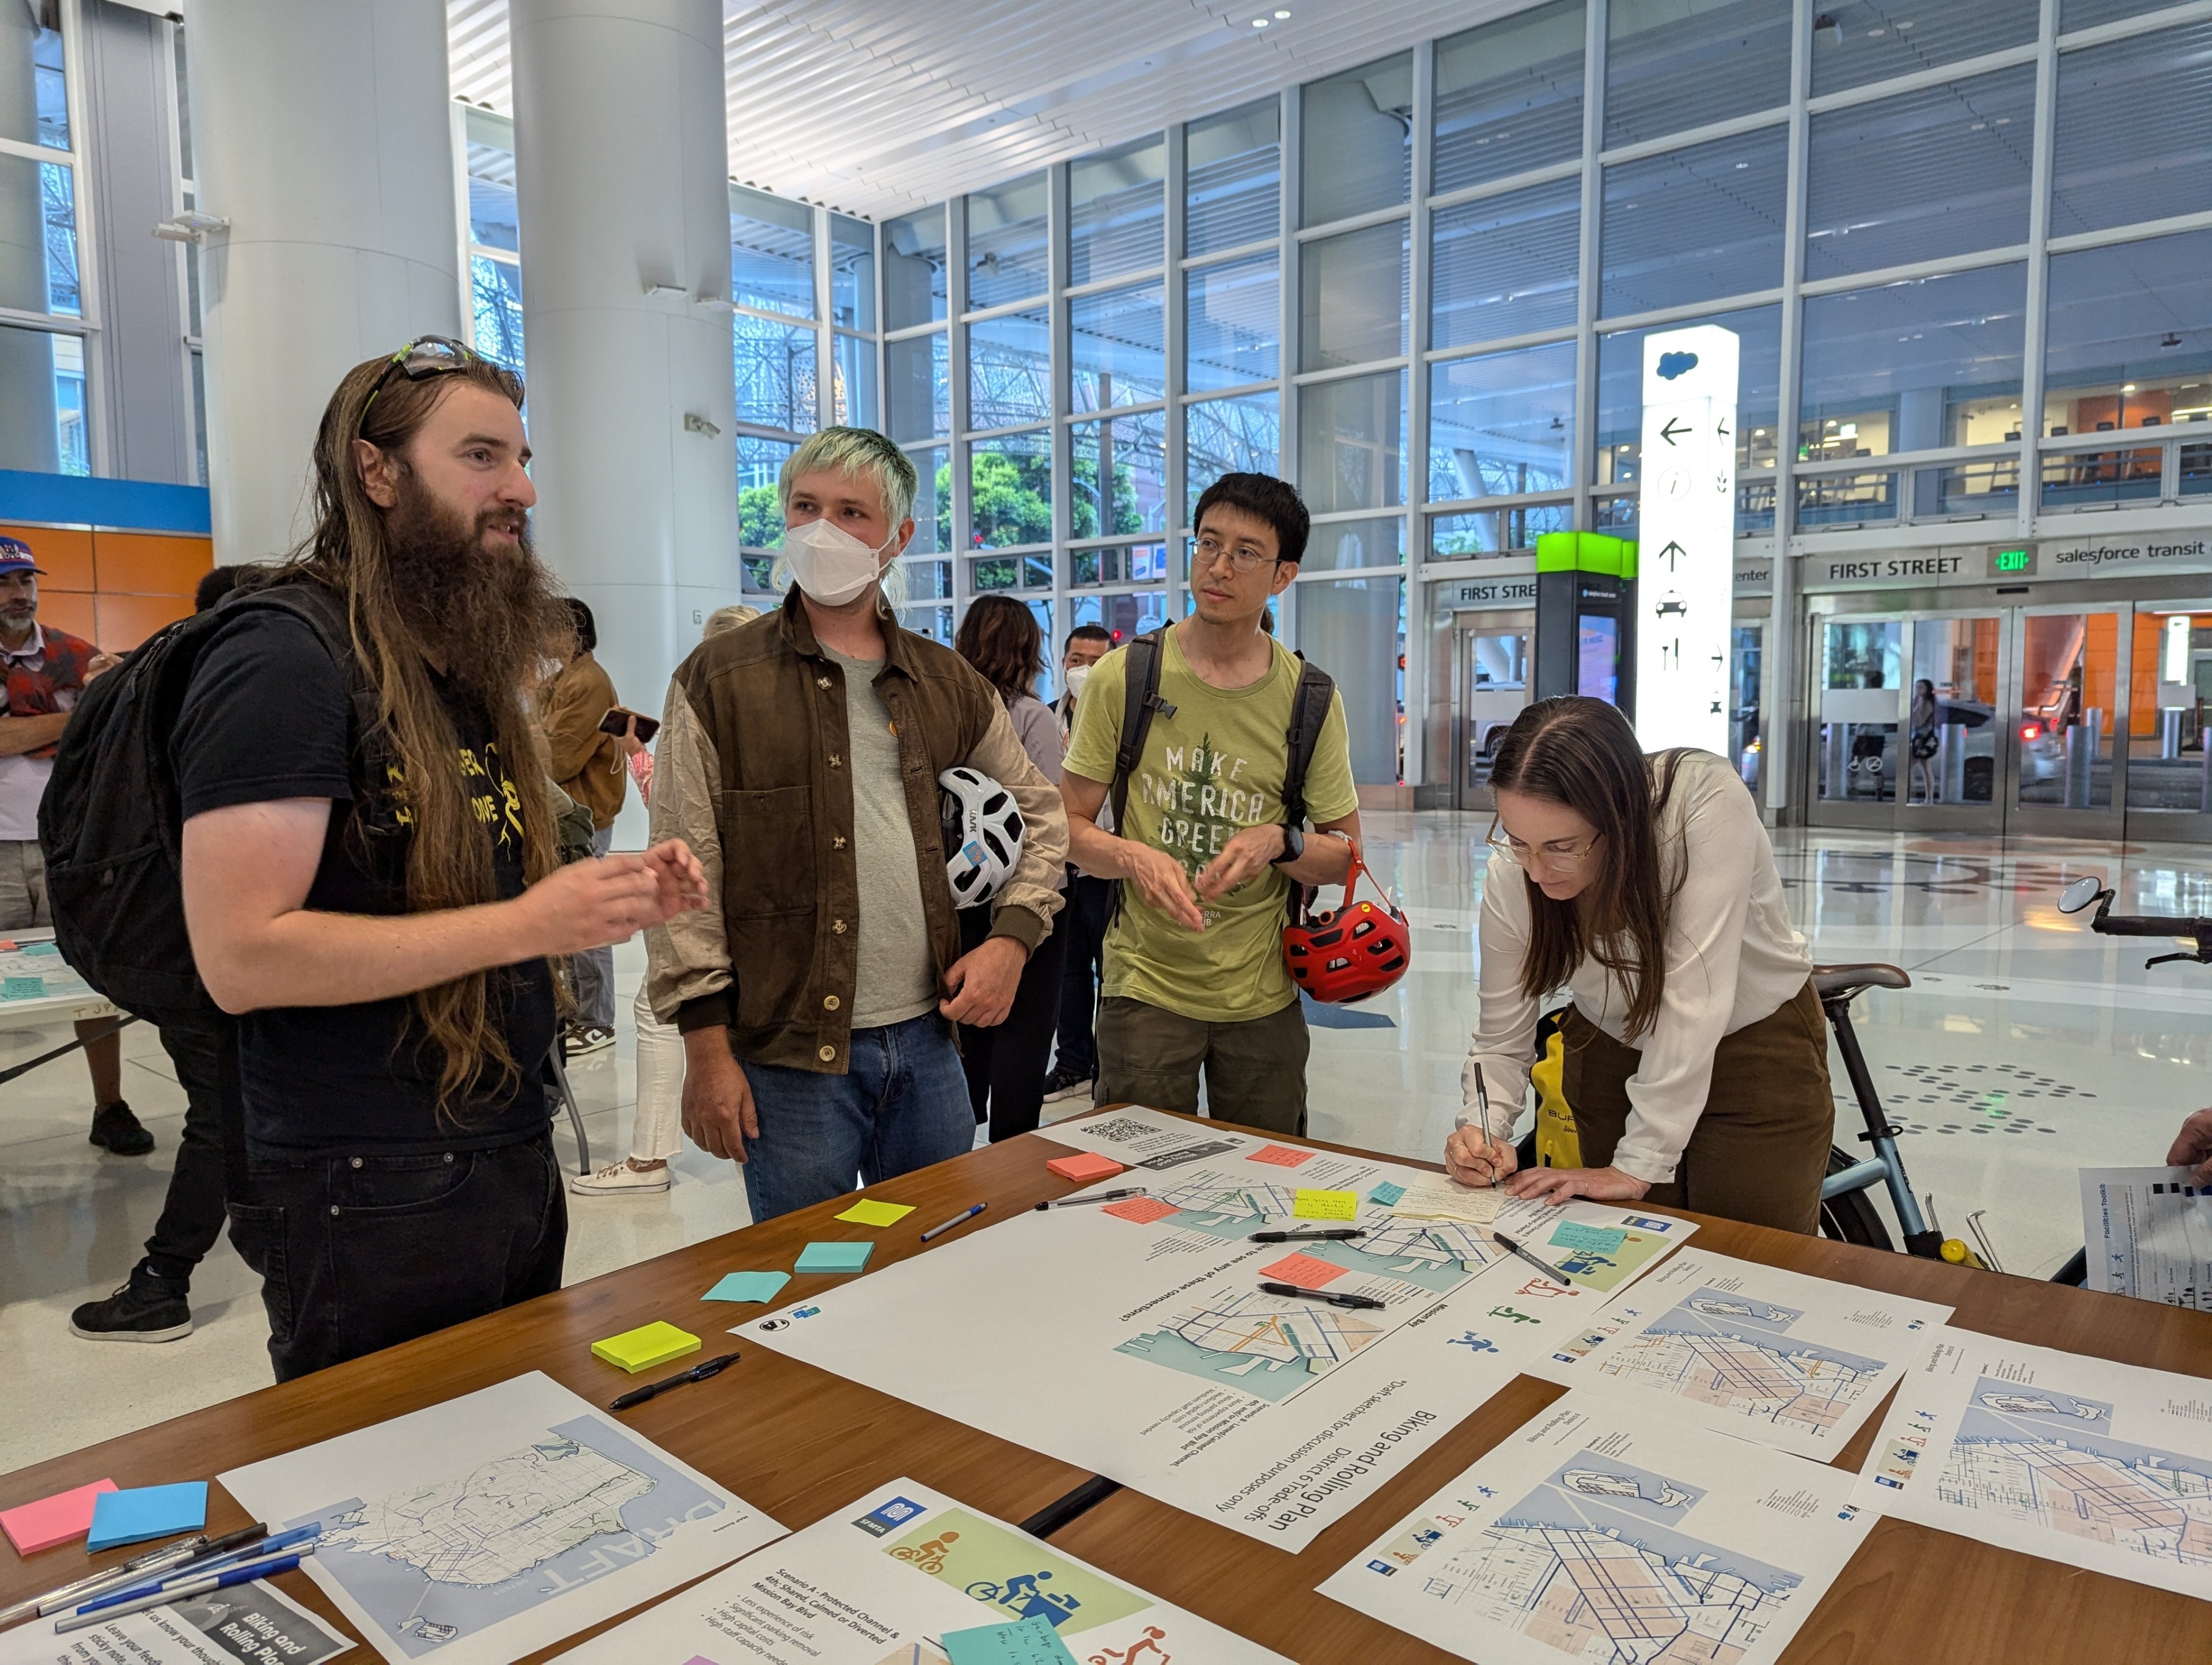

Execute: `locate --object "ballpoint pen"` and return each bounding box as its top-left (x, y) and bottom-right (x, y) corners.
top-left (609, 1351), bottom-right (741, 1412)
top-left (1491, 1230), bottom-right (1569, 1288)
top-left (54, 1553), bottom-right (308, 1636)
top-left (1258, 1280), bottom-right (1387, 1311)
top-left (1473, 1063), bottom-right (1502, 1189)
top-left (1035, 1188), bottom-right (1146, 1211)
top-left (1249, 1228), bottom-right (1366, 1242)
top-left (74, 1523), bottom-right (319, 1615)
top-left (0, 1534), bottom-right (221, 1629)
top-left (920, 1203), bottom-right (986, 1242)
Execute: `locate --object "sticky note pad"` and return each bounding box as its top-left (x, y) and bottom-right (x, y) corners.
top-left (1045, 1151), bottom-right (1123, 1183)
top-left (1367, 1181), bottom-right (1406, 1207)
top-left (2, 975), bottom-right (43, 1000)
top-left (20, 940), bottom-right (59, 956)
top-left (85, 1482), bottom-right (207, 1553)
top-left (1550, 1221), bottom-right (1628, 1256)
top-left (835, 1199), bottom-right (915, 1227)
top-left (1259, 1250), bottom-right (1346, 1289)
top-left (1293, 1188), bottom-right (1359, 1220)
top-left (590, 1320), bottom-right (702, 1375)
top-left (1101, 1194), bottom-right (1178, 1224)
top-left (942, 1613), bottom-right (1078, 1665)
top-left (703, 1270), bottom-right (790, 1303)
top-left (1248, 1143), bottom-right (1313, 1169)
top-left (1, 1478), bottom-right (116, 1555)
top-left (796, 1241), bottom-right (873, 1274)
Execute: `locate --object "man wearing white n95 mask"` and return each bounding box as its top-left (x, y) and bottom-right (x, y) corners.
top-left (649, 427), bottom-right (1067, 1220)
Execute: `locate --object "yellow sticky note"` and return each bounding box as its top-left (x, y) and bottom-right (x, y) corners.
top-left (1293, 1188), bottom-right (1359, 1221)
top-left (591, 1319), bottom-right (701, 1375)
top-left (836, 1199), bottom-right (916, 1227)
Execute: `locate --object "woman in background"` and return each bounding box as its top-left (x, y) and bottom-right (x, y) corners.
top-left (953, 596), bottom-right (1069, 1142)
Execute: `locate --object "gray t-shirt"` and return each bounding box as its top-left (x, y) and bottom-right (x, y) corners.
top-left (823, 646), bottom-right (938, 1029)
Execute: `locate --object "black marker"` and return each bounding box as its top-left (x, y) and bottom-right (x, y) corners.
top-left (1035, 1188), bottom-right (1147, 1211)
top-left (1491, 1230), bottom-right (1569, 1287)
top-left (1249, 1228), bottom-right (1366, 1243)
top-left (1258, 1280), bottom-right (1387, 1311)
top-left (609, 1351), bottom-right (741, 1411)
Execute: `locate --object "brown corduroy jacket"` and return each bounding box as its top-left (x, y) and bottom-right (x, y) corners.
top-left (539, 648), bottom-right (625, 831)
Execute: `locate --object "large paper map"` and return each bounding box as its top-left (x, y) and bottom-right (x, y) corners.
top-left (746, 1109), bottom-right (1691, 1551)
top-left (222, 1373), bottom-right (784, 1665)
top-left (1531, 1249), bottom-right (1952, 1459)
top-left (1320, 1391), bottom-right (1873, 1665)
top-left (1855, 1330), bottom-right (2212, 1600)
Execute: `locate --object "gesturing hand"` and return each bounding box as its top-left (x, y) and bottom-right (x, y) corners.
top-left (1195, 823), bottom-right (1285, 902)
top-left (642, 837), bottom-right (710, 917)
top-left (1124, 843), bottom-right (1204, 931)
top-left (2168, 1109), bottom-right (2212, 1186)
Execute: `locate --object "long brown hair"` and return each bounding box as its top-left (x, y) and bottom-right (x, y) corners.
top-left (272, 350), bottom-right (563, 1112)
top-left (954, 593), bottom-right (1043, 706)
top-left (1488, 696), bottom-right (1687, 1041)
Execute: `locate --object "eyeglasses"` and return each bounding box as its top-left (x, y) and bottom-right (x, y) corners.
top-left (1486, 822), bottom-right (1603, 871)
top-left (358, 335), bottom-right (482, 430)
top-left (1192, 533), bottom-right (1281, 575)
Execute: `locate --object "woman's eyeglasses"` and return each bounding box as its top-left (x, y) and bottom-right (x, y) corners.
top-left (1486, 823), bottom-right (1603, 871)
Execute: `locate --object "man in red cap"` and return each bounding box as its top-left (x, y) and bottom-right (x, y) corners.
top-left (0, 534), bottom-right (143, 1154)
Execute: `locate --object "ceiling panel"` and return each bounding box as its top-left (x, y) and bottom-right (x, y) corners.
top-left (448, 0), bottom-right (1547, 218)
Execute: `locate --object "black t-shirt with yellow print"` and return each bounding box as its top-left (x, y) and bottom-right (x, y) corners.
top-left (173, 607), bottom-right (555, 1157)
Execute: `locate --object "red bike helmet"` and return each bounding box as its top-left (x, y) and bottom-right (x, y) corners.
top-left (1283, 847), bottom-right (1411, 1003)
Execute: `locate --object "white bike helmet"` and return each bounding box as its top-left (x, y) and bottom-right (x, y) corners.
top-left (939, 767), bottom-right (1025, 907)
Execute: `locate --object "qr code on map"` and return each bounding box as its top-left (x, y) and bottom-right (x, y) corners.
top-left (1087, 1118), bottom-right (1157, 1143)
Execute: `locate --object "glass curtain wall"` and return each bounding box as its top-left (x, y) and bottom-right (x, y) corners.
top-left (460, 107), bottom-right (524, 378)
top-left (0, 11), bottom-right (90, 475)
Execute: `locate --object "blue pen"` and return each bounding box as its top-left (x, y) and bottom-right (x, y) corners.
top-left (55, 1553), bottom-right (305, 1634)
top-left (76, 1523), bottom-right (322, 1614)
top-left (919, 1202), bottom-right (986, 1242)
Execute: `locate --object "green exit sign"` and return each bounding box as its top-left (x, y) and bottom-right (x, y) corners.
top-left (1991, 547), bottom-right (2035, 578)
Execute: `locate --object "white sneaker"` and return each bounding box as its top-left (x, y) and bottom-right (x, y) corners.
top-left (1041, 1066), bottom-right (1094, 1103)
top-left (569, 1160), bottom-right (672, 1196)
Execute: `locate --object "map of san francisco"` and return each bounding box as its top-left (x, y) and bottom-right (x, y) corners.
top-left (1117, 1288), bottom-right (1389, 1402)
top-left (1389, 1458), bottom-right (1802, 1664)
top-left (1588, 1291), bottom-right (1885, 1444)
top-left (1140, 1174), bottom-right (1493, 1293)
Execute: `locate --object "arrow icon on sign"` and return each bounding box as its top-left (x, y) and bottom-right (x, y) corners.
top-left (1717, 418), bottom-right (1731, 439)
top-left (1659, 540), bottom-right (1686, 571)
top-left (1660, 418), bottom-right (1692, 446)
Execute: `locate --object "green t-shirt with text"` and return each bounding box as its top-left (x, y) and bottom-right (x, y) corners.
top-left (1065, 627), bottom-right (1358, 1023)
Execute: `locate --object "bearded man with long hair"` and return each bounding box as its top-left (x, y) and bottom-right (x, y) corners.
top-left (173, 339), bottom-right (706, 1380)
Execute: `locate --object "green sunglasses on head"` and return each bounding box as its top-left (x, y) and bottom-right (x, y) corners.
top-left (357, 335), bottom-right (487, 431)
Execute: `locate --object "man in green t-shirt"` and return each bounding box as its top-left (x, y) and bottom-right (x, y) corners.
top-left (1062, 473), bottom-right (1361, 1135)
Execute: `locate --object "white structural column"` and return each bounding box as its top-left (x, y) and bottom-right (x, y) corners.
top-left (511, 0), bottom-right (736, 844)
top-left (183, 0), bottom-right (461, 563)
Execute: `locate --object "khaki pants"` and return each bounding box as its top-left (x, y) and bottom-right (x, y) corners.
top-left (0, 840), bottom-right (50, 931)
top-left (1094, 995), bottom-right (1309, 1137)
top-left (1562, 978), bottom-right (1833, 1235)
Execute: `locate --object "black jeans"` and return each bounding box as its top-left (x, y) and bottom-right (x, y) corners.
top-left (957, 904), bottom-right (1070, 1143)
top-left (139, 1012), bottom-right (244, 1288)
top-left (1050, 873), bottom-right (1113, 1079)
top-left (229, 1132), bottom-right (566, 1382)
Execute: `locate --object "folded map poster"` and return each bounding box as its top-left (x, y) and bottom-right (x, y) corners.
top-left (1851, 1329), bottom-right (2212, 1601)
top-left (551, 1478), bottom-right (1289, 1663)
top-left (1319, 1389), bottom-right (1874, 1665)
top-left (219, 1372), bottom-right (786, 1665)
top-left (1530, 1249), bottom-right (1955, 1460)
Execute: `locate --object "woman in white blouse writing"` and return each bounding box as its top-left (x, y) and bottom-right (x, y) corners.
top-left (1445, 696), bottom-right (1832, 1233)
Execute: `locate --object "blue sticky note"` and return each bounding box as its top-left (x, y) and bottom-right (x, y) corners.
top-left (795, 1241), bottom-right (872, 1274)
top-left (704, 1270), bottom-right (791, 1303)
top-left (1368, 1181), bottom-right (1407, 1207)
top-left (1550, 1221), bottom-right (1628, 1256)
top-left (942, 1614), bottom-right (1078, 1665)
top-left (20, 940), bottom-right (60, 956)
top-left (86, 1482), bottom-right (208, 1552)
top-left (2, 975), bottom-right (43, 999)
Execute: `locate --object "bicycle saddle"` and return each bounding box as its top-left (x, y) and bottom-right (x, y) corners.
top-left (1812, 962), bottom-right (1912, 1000)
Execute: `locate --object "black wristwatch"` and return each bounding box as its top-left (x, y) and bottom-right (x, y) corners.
top-left (1270, 823), bottom-right (1304, 866)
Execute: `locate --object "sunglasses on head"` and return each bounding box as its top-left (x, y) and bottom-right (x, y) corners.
top-left (358, 336), bottom-right (484, 431)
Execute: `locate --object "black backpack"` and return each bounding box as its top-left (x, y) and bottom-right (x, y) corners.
top-left (36, 580), bottom-right (379, 1023)
top-left (1106, 627), bottom-right (1335, 921)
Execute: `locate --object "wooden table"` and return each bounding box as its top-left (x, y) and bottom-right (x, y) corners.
top-left (5, 1112), bottom-right (2210, 1664)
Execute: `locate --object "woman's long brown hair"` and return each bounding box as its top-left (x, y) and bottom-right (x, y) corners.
top-left (1489, 696), bottom-right (1687, 1041)
top-left (954, 593), bottom-right (1044, 706)
top-left (272, 352), bottom-right (561, 1114)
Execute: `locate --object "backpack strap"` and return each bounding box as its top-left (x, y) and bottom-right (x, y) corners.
top-left (1107, 628), bottom-right (1174, 922)
top-left (1279, 653), bottom-right (1335, 926)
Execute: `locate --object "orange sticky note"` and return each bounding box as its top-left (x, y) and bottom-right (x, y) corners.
top-left (1046, 1151), bottom-right (1124, 1183)
top-left (1248, 1143), bottom-right (1313, 1169)
top-left (2, 1478), bottom-right (118, 1556)
top-left (1259, 1251), bottom-right (1346, 1289)
top-left (1102, 1195), bottom-right (1179, 1224)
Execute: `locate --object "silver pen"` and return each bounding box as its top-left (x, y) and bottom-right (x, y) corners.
top-left (1472, 1063), bottom-right (1502, 1189)
top-left (0, 1535), bottom-right (210, 1628)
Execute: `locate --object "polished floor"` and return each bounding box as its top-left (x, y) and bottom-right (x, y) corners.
top-left (4, 816), bottom-right (2207, 1474)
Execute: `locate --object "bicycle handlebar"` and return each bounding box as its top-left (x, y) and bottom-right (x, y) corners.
top-left (2089, 912), bottom-right (2212, 939)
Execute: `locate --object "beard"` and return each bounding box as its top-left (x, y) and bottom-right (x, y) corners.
top-left (380, 470), bottom-right (565, 698)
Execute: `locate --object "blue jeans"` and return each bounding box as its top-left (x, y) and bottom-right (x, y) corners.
top-left (738, 1014), bottom-right (974, 1221)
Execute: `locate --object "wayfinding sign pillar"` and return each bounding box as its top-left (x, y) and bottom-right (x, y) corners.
top-left (1634, 325), bottom-right (1739, 754)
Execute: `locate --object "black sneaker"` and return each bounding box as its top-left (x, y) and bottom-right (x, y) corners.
top-left (1040, 1065), bottom-right (1094, 1105)
top-left (70, 1273), bottom-right (192, 1343)
top-left (88, 1100), bottom-right (153, 1155)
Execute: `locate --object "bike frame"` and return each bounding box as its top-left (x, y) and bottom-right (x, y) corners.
top-left (1817, 989), bottom-right (1942, 1258)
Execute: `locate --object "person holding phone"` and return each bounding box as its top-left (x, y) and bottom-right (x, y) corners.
top-left (540, 598), bottom-right (630, 1055)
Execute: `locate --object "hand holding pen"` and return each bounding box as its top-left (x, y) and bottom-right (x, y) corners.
top-left (1445, 1064), bottom-right (1518, 1188)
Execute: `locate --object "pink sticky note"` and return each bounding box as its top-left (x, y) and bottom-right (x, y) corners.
top-left (1102, 1194), bottom-right (1179, 1224)
top-left (1259, 1251), bottom-right (1346, 1289)
top-left (1, 1478), bottom-right (118, 1556)
top-left (1249, 1143), bottom-right (1314, 1169)
top-left (1046, 1151), bottom-right (1123, 1183)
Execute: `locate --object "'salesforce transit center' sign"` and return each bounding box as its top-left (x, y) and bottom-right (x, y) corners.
top-left (1635, 324), bottom-right (1739, 756)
